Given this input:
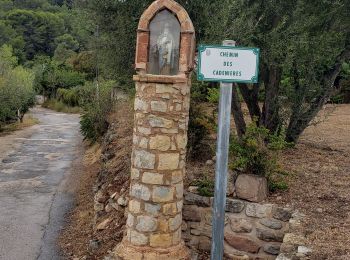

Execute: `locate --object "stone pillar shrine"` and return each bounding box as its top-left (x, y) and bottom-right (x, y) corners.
top-left (114, 0), bottom-right (195, 259)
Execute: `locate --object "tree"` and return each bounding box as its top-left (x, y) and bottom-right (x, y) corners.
top-left (226, 0), bottom-right (350, 142)
top-left (6, 9), bottom-right (65, 60)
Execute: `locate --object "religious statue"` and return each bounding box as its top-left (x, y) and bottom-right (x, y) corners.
top-left (153, 23), bottom-right (176, 75)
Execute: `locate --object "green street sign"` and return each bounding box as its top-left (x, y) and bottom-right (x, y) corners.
top-left (197, 45), bottom-right (260, 83)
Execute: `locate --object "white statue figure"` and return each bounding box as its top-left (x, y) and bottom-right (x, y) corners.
top-left (155, 23), bottom-right (175, 75)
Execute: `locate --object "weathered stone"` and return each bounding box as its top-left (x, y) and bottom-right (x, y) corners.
top-left (131, 168), bottom-right (140, 180)
top-left (138, 126), bottom-right (151, 135)
top-left (183, 205), bottom-right (201, 222)
top-left (148, 115), bottom-right (173, 128)
top-left (276, 253), bottom-right (292, 260)
top-left (150, 233), bottom-right (172, 248)
top-left (126, 214), bottom-right (134, 227)
top-left (177, 200), bottom-right (183, 212)
top-left (169, 214), bottom-right (182, 231)
top-left (283, 233), bottom-right (307, 245)
top-left (171, 171), bottom-right (183, 184)
top-left (235, 174), bottom-right (268, 202)
top-left (129, 200), bottom-right (141, 214)
top-left (175, 182), bottom-right (184, 199)
top-left (134, 150), bottom-right (155, 169)
top-left (130, 230), bottom-right (148, 246)
top-left (173, 229), bottom-right (182, 244)
top-left (297, 246), bottom-right (312, 256)
top-left (117, 196), bottom-right (128, 207)
top-left (150, 135), bottom-right (171, 151)
top-left (156, 84), bottom-right (179, 94)
top-left (163, 202), bottom-right (177, 215)
top-left (225, 199), bottom-right (245, 213)
top-left (97, 218), bottom-right (112, 230)
top-left (260, 218), bottom-right (283, 230)
top-left (158, 153), bottom-right (180, 170)
top-left (229, 217), bottom-right (253, 233)
top-left (224, 233), bottom-right (261, 253)
top-left (191, 229), bottom-right (201, 236)
top-left (273, 207), bottom-right (292, 222)
top-left (263, 244), bottom-right (281, 255)
top-left (134, 98), bottom-right (149, 111)
top-left (151, 101), bottom-right (167, 112)
top-left (139, 137), bottom-right (148, 149)
top-left (176, 135), bottom-right (187, 149)
top-left (158, 218), bottom-right (169, 232)
top-left (142, 172), bottom-right (163, 185)
top-left (130, 183), bottom-right (151, 201)
top-left (256, 228), bottom-right (284, 242)
top-left (136, 215), bottom-right (158, 232)
top-left (153, 186), bottom-right (174, 202)
top-left (184, 191), bottom-right (211, 207)
top-left (198, 236), bottom-right (211, 251)
top-left (246, 203), bottom-right (273, 218)
top-left (145, 203), bottom-right (161, 216)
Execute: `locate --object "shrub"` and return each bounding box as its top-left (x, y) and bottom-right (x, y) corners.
top-left (80, 81), bottom-right (116, 142)
top-left (229, 121), bottom-right (290, 191)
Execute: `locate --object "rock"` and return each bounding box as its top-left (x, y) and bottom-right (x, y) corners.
top-left (188, 186), bottom-right (199, 194)
top-left (273, 207), bottom-right (292, 222)
top-left (198, 236), bottom-right (211, 251)
top-left (206, 160), bottom-right (214, 166)
top-left (225, 198), bottom-right (245, 213)
top-left (89, 239), bottom-right (100, 250)
top-left (224, 233), bottom-right (261, 253)
top-left (316, 208), bottom-right (323, 213)
top-left (183, 205), bottom-right (201, 222)
top-left (226, 181), bottom-right (235, 197)
top-left (283, 233), bottom-right (307, 245)
top-left (94, 201), bottom-right (104, 212)
top-left (246, 203), bottom-right (273, 218)
top-left (117, 196), bottom-right (128, 207)
top-left (256, 228), bottom-right (284, 242)
top-left (184, 191), bottom-right (211, 207)
top-left (235, 174), bottom-right (268, 202)
top-left (105, 203), bottom-right (113, 213)
top-left (298, 246), bottom-right (312, 256)
top-left (276, 254), bottom-right (292, 260)
top-left (110, 192), bottom-right (118, 199)
top-left (263, 244), bottom-right (281, 255)
top-left (229, 217), bottom-right (253, 233)
top-left (260, 218), bottom-right (283, 230)
top-left (97, 218), bottom-right (112, 230)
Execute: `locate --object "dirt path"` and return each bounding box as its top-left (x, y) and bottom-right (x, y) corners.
top-left (0, 107), bottom-right (82, 260)
top-left (271, 104), bottom-right (350, 259)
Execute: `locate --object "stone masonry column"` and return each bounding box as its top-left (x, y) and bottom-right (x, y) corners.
top-left (114, 1), bottom-right (195, 259)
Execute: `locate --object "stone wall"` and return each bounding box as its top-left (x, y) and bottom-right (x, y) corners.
top-left (182, 192), bottom-right (293, 259)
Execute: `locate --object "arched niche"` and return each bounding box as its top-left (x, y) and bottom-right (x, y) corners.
top-left (148, 9), bottom-right (180, 75)
top-left (135, 0), bottom-right (195, 78)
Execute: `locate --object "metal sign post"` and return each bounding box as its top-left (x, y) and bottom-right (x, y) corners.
top-left (210, 40), bottom-right (235, 260)
top-left (197, 40), bottom-right (260, 260)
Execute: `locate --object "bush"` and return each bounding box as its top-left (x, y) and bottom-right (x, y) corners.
top-left (229, 122), bottom-right (290, 191)
top-left (0, 45), bottom-right (35, 128)
top-left (80, 81), bottom-right (116, 142)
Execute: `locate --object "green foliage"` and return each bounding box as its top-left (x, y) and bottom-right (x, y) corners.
top-left (6, 9), bottom-right (65, 60)
top-left (192, 177), bottom-right (215, 197)
top-left (0, 45), bottom-right (35, 127)
top-left (80, 81), bottom-right (115, 142)
top-left (230, 121), bottom-right (289, 179)
top-left (42, 99), bottom-right (81, 113)
top-left (207, 87), bottom-right (220, 104)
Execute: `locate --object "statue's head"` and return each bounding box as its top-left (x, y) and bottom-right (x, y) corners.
top-left (163, 22), bottom-right (170, 34)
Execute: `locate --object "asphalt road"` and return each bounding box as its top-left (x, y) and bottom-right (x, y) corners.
top-left (0, 107), bottom-right (82, 260)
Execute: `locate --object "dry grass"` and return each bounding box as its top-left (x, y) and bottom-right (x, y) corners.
top-left (42, 99), bottom-right (82, 114)
top-left (0, 114), bottom-right (39, 136)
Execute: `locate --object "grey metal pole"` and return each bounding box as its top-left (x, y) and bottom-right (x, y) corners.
top-left (211, 40), bottom-right (236, 260)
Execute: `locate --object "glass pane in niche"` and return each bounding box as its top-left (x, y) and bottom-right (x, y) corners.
top-left (148, 9), bottom-right (180, 75)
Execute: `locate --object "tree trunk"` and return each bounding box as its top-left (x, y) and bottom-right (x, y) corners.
top-left (261, 65), bottom-right (281, 133)
top-left (231, 86), bottom-right (246, 138)
top-left (238, 83), bottom-right (261, 122)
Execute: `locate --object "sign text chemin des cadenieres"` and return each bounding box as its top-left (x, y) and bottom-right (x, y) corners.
top-left (197, 45), bottom-right (260, 83)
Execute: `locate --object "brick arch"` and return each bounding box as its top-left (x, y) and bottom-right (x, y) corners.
top-left (135, 0), bottom-right (195, 76)
top-left (138, 0), bottom-right (194, 33)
